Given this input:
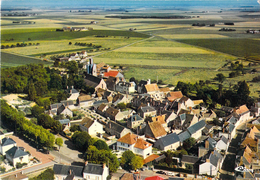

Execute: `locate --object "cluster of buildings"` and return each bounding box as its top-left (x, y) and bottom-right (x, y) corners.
top-left (45, 56), bottom-right (260, 179)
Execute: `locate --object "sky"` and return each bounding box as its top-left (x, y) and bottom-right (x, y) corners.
top-left (1, 0), bottom-right (260, 9)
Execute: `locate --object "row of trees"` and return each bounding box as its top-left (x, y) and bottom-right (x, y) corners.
top-left (175, 80), bottom-right (254, 108)
top-left (1, 42), bottom-right (40, 49)
top-left (1, 100), bottom-right (55, 148)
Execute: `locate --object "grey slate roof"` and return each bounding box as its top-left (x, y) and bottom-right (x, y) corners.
top-left (209, 153), bottom-right (219, 167)
top-left (1, 137), bottom-right (16, 146)
top-left (220, 135), bottom-right (228, 144)
top-left (187, 120), bottom-right (206, 135)
top-left (178, 131), bottom-right (191, 142)
top-left (60, 100), bottom-right (74, 106)
top-left (5, 146), bottom-right (28, 159)
top-left (58, 119), bottom-right (70, 125)
top-left (229, 124), bottom-right (235, 133)
top-left (128, 114), bottom-right (143, 122)
top-left (83, 163), bottom-right (104, 175)
top-left (53, 164), bottom-right (83, 177)
top-left (106, 121), bottom-right (125, 133)
top-left (157, 133), bottom-right (180, 147)
top-left (50, 103), bottom-right (63, 110)
top-left (84, 74), bottom-right (102, 88)
top-left (57, 104), bottom-right (66, 115)
top-left (182, 155), bottom-right (199, 164)
top-left (229, 116), bottom-right (238, 124)
top-left (141, 106), bottom-right (156, 113)
top-left (207, 137), bottom-right (217, 150)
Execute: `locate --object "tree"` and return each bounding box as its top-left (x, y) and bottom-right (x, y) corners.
top-left (117, 103), bottom-right (126, 111)
top-left (71, 131), bottom-right (93, 152)
top-left (70, 124), bottom-right (80, 132)
top-left (120, 150), bottom-right (135, 168)
top-left (31, 105), bottom-right (44, 119)
top-left (69, 42), bottom-right (72, 45)
top-left (55, 138), bottom-right (63, 150)
top-left (183, 137), bottom-right (196, 150)
top-left (130, 156), bottom-right (143, 170)
top-left (30, 168), bottom-right (54, 180)
top-left (93, 140), bottom-right (109, 150)
top-left (214, 73), bottom-right (226, 84)
top-left (85, 146), bottom-right (119, 173)
top-left (28, 81), bottom-right (37, 101)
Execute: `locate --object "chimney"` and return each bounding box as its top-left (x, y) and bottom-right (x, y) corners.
top-left (103, 163), bottom-right (106, 169)
top-left (206, 159), bottom-right (210, 163)
top-left (205, 140), bottom-right (209, 149)
top-left (69, 169), bottom-right (72, 175)
top-left (72, 86), bottom-right (74, 89)
top-left (85, 161), bottom-right (88, 166)
top-left (67, 86), bottom-right (68, 89)
top-left (135, 116), bottom-right (137, 121)
top-left (147, 79), bottom-right (151, 85)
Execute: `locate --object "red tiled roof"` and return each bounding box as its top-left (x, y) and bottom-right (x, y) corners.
top-left (145, 176), bottom-right (164, 180)
top-left (134, 138), bottom-right (152, 150)
top-left (235, 105), bottom-right (249, 115)
top-left (148, 121), bottom-right (167, 138)
top-left (104, 70), bottom-right (119, 78)
top-left (168, 91), bottom-right (183, 102)
top-left (145, 84), bottom-right (159, 92)
top-left (118, 133), bottom-right (138, 145)
top-left (143, 154), bottom-right (160, 164)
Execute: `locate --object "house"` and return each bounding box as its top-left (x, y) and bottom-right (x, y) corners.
top-left (115, 81), bottom-right (135, 94)
top-left (251, 102), bottom-right (260, 117)
top-left (200, 110), bottom-right (216, 121)
top-left (120, 173), bottom-right (139, 180)
top-left (117, 133), bottom-right (152, 158)
top-left (106, 77), bottom-right (119, 91)
top-left (105, 107), bottom-right (124, 121)
top-left (84, 74), bottom-right (107, 92)
top-left (113, 94), bottom-right (131, 106)
top-left (138, 79), bottom-right (151, 94)
top-left (67, 86), bottom-right (80, 101)
top-left (165, 111), bottom-right (177, 125)
top-left (83, 162), bottom-right (109, 180)
top-left (57, 104), bottom-right (73, 117)
top-left (77, 94), bottom-right (94, 108)
top-left (60, 100), bottom-right (76, 110)
top-left (139, 105), bottom-right (157, 118)
top-left (152, 115), bottom-right (166, 126)
top-left (53, 162), bottom-right (109, 180)
top-left (199, 150), bottom-right (223, 176)
top-left (127, 114), bottom-right (144, 129)
top-left (235, 104), bottom-right (250, 123)
top-left (144, 84), bottom-right (165, 100)
top-left (187, 120), bottom-right (206, 140)
top-left (216, 135), bottom-right (229, 151)
top-left (178, 131), bottom-right (191, 143)
top-left (103, 70), bottom-right (124, 81)
top-left (80, 117), bottom-right (104, 135)
top-left (58, 119), bottom-right (70, 127)
top-left (79, 50), bottom-right (88, 58)
top-left (96, 103), bottom-right (109, 116)
top-left (167, 91), bottom-right (183, 102)
top-left (105, 121), bottom-right (131, 138)
top-left (145, 121), bottom-right (167, 139)
top-left (96, 62), bottom-right (106, 75)
top-left (69, 53), bottom-right (80, 61)
top-left (159, 87), bottom-right (171, 97)
top-left (154, 133), bottom-right (180, 151)
top-left (6, 146), bottom-right (29, 167)
top-left (171, 113), bottom-right (198, 131)
top-left (248, 126), bottom-right (260, 140)
top-left (178, 96), bottom-right (195, 112)
top-left (181, 155), bottom-right (200, 171)
top-left (53, 164), bottom-right (84, 180)
top-left (0, 137), bottom-right (16, 155)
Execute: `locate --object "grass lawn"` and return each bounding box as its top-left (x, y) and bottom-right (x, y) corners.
top-left (1, 52), bottom-right (52, 68)
top-left (159, 34), bottom-right (229, 39)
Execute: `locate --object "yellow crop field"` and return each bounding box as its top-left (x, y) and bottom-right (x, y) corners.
top-left (113, 47), bottom-right (211, 54)
top-left (159, 34), bottom-right (229, 39)
top-left (130, 40), bottom-right (191, 47)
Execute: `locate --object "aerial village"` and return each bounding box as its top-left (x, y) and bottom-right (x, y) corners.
top-left (1, 50), bottom-right (260, 180)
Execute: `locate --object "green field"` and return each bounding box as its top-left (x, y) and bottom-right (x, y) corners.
top-left (176, 38), bottom-right (260, 59)
top-left (1, 29), bottom-right (150, 43)
top-left (1, 52), bottom-right (52, 68)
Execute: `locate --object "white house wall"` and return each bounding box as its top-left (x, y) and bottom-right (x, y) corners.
top-left (199, 162), bottom-right (217, 176)
top-left (0, 143), bottom-right (16, 155)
